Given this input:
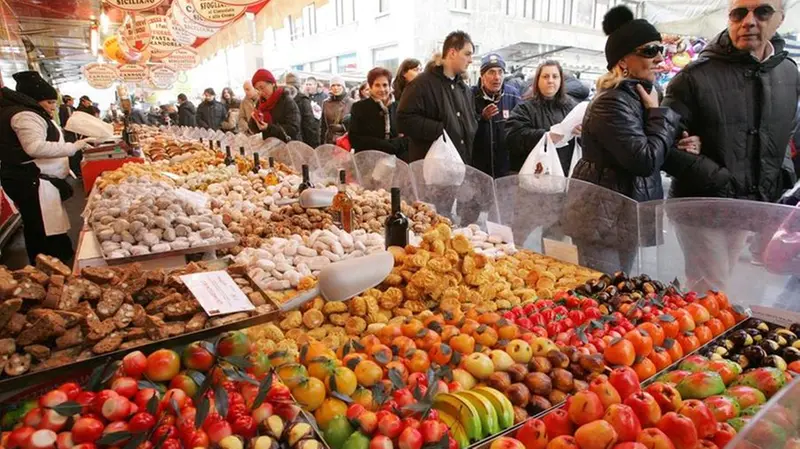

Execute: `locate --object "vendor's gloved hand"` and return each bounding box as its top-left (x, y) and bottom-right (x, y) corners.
top-left (74, 138), bottom-right (92, 150)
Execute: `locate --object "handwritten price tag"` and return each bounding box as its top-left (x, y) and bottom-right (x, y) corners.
top-left (543, 238), bottom-right (580, 265)
top-left (179, 271), bottom-right (254, 316)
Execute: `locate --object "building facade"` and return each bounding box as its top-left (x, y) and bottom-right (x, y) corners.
top-left (260, 0), bottom-right (643, 82)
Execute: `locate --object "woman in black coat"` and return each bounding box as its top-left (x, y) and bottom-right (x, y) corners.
top-left (561, 6), bottom-right (688, 274)
top-left (349, 67), bottom-right (408, 161)
top-left (506, 60), bottom-right (580, 175)
top-left (248, 69), bottom-right (301, 142)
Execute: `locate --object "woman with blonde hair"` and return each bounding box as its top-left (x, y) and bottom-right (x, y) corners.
top-left (562, 6), bottom-right (687, 273)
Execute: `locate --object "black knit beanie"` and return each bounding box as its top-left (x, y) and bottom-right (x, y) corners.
top-left (603, 6), bottom-right (662, 70)
top-left (13, 71), bottom-right (57, 102)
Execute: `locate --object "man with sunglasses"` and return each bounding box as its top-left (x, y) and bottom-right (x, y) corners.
top-left (662, 0), bottom-right (800, 292)
top-left (471, 53), bottom-right (521, 178)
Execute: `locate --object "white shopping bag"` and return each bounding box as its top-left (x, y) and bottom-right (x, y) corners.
top-left (568, 142), bottom-right (582, 177)
top-left (372, 154), bottom-right (397, 183)
top-left (423, 130), bottom-right (465, 186)
top-left (64, 111), bottom-right (114, 139)
top-left (550, 101), bottom-right (589, 148)
top-left (518, 132), bottom-right (566, 193)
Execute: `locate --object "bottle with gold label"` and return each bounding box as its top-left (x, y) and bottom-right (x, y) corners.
top-left (264, 156), bottom-right (279, 185)
top-left (252, 152), bottom-right (261, 174)
top-left (331, 170), bottom-right (354, 233)
top-left (224, 146), bottom-right (233, 166)
top-left (385, 187), bottom-right (408, 248)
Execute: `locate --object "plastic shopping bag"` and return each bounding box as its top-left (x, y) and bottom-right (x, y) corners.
top-left (423, 130), bottom-right (465, 186)
top-left (64, 111), bottom-right (114, 139)
top-left (519, 132), bottom-right (566, 193)
top-left (372, 154), bottom-right (397, 183)
top-left (568, 141), bottom-right (582, 177)
top-left (549, 101), bottom-right (589, 148)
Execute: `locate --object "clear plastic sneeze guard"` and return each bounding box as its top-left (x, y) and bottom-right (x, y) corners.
top-left (352, 150), bottom-right (415, 200)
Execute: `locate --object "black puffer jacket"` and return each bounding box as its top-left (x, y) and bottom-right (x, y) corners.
top-left (178, 101), bottom-right (196, 127)
top-left (294, 92), bottom-right (320, 148)
top-left (663, 31), bottom-right (800, 202)
top-left (506, 96), bottom-right (578, 174)
top-left (248, 90), bottom-right (301, 143)
top-left (562, 79), bottom-right (681, 248)
top-left (197, 99), bottom-right (227, 130)
top-left (397, 65), bottom-right (478, 163)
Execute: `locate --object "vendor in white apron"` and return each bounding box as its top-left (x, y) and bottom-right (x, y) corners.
top-left (0, 71), bottom-right (89, 263)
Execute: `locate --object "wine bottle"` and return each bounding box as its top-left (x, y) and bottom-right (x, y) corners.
top-left (252, 152), bottom-right (261, 174)
top-left (385, 187), bottom-right (408, 248)
top-left (224, 146), bottom-right (233, 166)
top-left (298, 164), bottom-right (314, 193)
top-left (331, 170), bottom-right (354, 233)
top-left (239, 147), bottom-right (246, 157)
top-left (265, 156), bottom-right (278, 185)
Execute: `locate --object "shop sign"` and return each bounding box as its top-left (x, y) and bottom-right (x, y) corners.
top-left (216, 0), bottom-right (265, 6)
top-left (174, 0), bottom-right (225, 29)
top-left (117, 64), bottom-right (148, 83)
top-left (163, 47), bottom-right (199, 71)
top-left (190, 0), bottom-right (246, 23)
top-left (167, 9), bottom-right (198, 45)
top-left (83, 64), bottom-right (119, 89)
top-left (146, 15), bottom-right (183, 55)
top-left (171, 1), bottom-right (220, 38)
top-left (149, 65), bottom-right (178, 89)
top-left (104, 0), bottom-right (166, 12)
top-left (119, 14), bottom-right (151, 52)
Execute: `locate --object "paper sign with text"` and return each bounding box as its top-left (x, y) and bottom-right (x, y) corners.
top-left (179, 271), bottom-right (254, 316)
top-left (486, 221), bottom-right (514, 244)
top-left (543, 238), bottom-right (579, 265)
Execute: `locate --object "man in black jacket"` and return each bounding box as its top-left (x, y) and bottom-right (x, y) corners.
top-left (58, 95), bottom-right (76, 142)
top-left (196, 88), bottom-right (227, 130)
top-left (397, 30), bottom-right (478, 164)
top-left (472, 53), bottom-right (521, 178)
top-left (285, 73), bottom-right (320, 147)
top-left (177, 93), bottom-right (196, 127)
top-left (663, 0), bottom-right (800, 291)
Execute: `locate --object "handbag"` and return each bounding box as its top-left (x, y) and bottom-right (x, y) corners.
top-left (38, 174), bottom-right (73, 201)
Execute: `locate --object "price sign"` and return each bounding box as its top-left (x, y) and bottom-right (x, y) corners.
top-left (149, 65), bottom-right (178, 89)
top-left (146, 15), bottom-right (183, 55)
top-left (163, 47), bottom-right (199, 71)
top-left (120, 14), bottom-right (151, 51)
top-left (486, 221), bottom-right (515, 244)
top-left (191, 0), bottom-right (247, 23)
top-left (179, 271), bottom-right (255, 316)
top-left (117, 64), bottom-right (148, 83)
top-left (543, 238), bottom-right (580, 265)
top-left (105, 0), bottom-right (166, 12)
top-left (83, 64), bottom-right (119, 89)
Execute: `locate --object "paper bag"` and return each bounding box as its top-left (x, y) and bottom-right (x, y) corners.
top-left (64, 111), bottom-right (114, 139)
top-left (519, 132), bottom-right (566, 193)
top-left (423, 130), bottom-right (465, 186)
top-left (550, 101), bottom-right (588, 148)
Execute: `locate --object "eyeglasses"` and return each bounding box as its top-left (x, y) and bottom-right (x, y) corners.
top-left (635, 44), bottom-right (665, 58)
top-left (729, 4), bottom-right (778, 22)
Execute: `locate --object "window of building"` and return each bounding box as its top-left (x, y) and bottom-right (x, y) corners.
top-left (337, 53), bottom-right (358, 73)
top-left (549, 0), bottom-right (566, 23)
top-left (535, 0), bottom-right (550, 20)
top-left (379, 0), bottom-right (390, 14)
top-left (302, 3), bottom-right (317, 36)
top-left (571, 0), bottom-right (595, 28)
top-left (373, 45), bottom-right (399, 73)
top-left (335, 0), bottom-right (356, 26)
top-left (451, 0), bottom-right (469, 11)
top-left (311, 59), bottom-right (332, 73)
top-left (288, 15), bottom-right (304, 41)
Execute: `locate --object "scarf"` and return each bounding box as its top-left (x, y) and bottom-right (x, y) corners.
top-left (375, 98), bottom-right (391, 139)
top-left (257, 87), bottom-right (284, 124)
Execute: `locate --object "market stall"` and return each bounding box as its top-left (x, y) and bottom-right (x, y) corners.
top-left (0, 118), bottom-right (797, 449)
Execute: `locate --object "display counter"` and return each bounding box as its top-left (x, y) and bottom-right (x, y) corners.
top-left (2, 129), bottom-right (797, 449)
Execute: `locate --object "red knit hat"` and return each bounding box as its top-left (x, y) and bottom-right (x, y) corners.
top-left (252, 69), bottom-right (276, 86)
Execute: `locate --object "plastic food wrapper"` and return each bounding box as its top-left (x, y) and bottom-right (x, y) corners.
top-left (549, 101), bottom-right (589, 148)
top-left (518, 133), bottom-right (565, 193)
top-left (423, 130), bottom-right (465, 186)
top-left (64, 111), bottom-right (114, 139)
